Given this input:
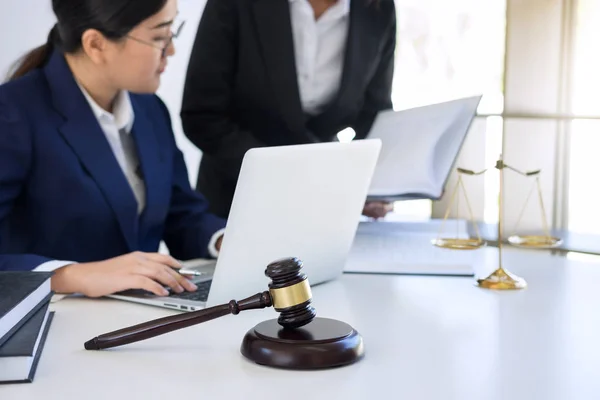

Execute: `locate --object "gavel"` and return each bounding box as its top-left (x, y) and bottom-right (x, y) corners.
top-left (84, 257), bottom-right (364, 370)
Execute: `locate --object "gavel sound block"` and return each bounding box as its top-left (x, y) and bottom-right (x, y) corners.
top-left (84, 258), bottom-right (364, 370)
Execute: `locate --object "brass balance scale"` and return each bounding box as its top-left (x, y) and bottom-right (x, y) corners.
top-left (431, 154), bottom-right (562, 290)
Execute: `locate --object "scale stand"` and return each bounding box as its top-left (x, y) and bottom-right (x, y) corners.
top-left (432, 154), bottom-right (562, 290)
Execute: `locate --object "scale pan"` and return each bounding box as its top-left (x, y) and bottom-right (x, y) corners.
top-left (507, 235), bottom-right (562, 249)
top-left (431, 238), bottom-right (486, 250)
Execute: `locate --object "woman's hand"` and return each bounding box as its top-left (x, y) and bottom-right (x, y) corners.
top-left (51, 252), bottom-right (198, 298)
top-left (362, 201), bottom-right (394, 219)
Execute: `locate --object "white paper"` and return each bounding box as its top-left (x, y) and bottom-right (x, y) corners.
top-left (345, 221), bottom-right (477, 276)
top-left (366, 95), bottom-right (482, 198)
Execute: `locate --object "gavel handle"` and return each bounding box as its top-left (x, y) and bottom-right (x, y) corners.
top-left (84, 291), bottom-right (272, 350)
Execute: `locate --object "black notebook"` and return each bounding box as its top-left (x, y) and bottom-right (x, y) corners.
top-left (0, 301), bottom-right (54, 384)
top-left (0, 271), bottom-right (53, 347)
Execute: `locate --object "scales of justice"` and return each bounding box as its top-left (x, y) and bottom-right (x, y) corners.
top-left (431, 154), bottom-right (563, 290)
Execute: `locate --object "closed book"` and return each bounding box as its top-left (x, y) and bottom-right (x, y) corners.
top-left (0, 271), bottom-right (53, 346)
top-left (0, 301), bottom-right (54, 384)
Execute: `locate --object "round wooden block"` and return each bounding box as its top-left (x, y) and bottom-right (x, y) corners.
top-left (240, 317), bottom-right (364, 369)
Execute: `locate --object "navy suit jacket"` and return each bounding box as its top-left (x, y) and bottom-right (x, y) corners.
top-left (0, 51), bottom-right (226, 272)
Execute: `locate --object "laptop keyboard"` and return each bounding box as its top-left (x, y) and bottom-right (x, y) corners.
top-left (168, 280), bottom-right (212, 302)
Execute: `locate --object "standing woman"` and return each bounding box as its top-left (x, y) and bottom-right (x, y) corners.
top-left (0, 0), bottom-right (226, 297)
top-left (181, 0), bottom-right (397, 219)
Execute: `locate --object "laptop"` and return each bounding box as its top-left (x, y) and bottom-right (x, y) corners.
top-left (106, 139), bottom-right (382, 311)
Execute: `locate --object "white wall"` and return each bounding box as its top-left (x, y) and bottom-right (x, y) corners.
top-left (0, 0), bottom-right (207, 186)
top-left (1, 2), bottom-right (55, 79)
top-left (156, 0), bottom-right (207, 185)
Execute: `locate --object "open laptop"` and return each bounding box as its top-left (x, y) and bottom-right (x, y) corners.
top-left (107, 139), bottom-right (382, 311)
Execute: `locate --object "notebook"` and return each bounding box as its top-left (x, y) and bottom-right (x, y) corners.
top-left (365, 95), bottom-right (482, 201)
top-left (0, 271), bottom-right (53, 347)
top-left (0, 301), bottom-right (54, 384)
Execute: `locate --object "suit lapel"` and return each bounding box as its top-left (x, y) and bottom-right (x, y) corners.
top-left (44, 51), bottom-right (139, 250)
top-left (129, 98), bottom-right (168, 238)
top-left (252, 0), bottom-right (307, 136)
top-left (344, 1), bottom-right (382, 98)
top-left (57, 112), bottom-right (140, 251)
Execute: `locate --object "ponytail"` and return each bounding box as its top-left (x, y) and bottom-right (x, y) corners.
top-left (7, 24), bottom-right (60, 82)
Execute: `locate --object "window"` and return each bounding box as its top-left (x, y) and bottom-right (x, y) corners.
top-left (568, 0), bottom-right (600, 234)
top-left (390, 0), bottom-right (506, 219)
top-left (357, 0), bottom-right (600, 241)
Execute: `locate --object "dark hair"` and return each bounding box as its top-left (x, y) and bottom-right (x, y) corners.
top-left (7, 0), bottom-right (168, 81)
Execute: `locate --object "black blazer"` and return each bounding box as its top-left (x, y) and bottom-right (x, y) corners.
top-left (181, 0), bottom-right (397, 218)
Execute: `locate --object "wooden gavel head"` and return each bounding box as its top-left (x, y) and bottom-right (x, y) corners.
top-left (264, 257), bottom-right (316, 329)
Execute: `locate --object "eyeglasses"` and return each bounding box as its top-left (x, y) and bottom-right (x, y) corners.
top-left (126, 19), bottom-right (185, 58)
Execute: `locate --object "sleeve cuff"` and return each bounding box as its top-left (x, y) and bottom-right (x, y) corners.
top-left (33, 260), bottom-right (75, 303)
top-left (33, 260), bottom-right (75, 272)
top-left (208, 228), bottom-right (226, 258)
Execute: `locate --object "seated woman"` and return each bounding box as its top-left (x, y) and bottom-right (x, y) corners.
top-left (0, 0), bottom-right (225, 298)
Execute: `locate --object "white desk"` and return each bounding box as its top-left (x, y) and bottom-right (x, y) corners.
top-left (3, 247), bottom-right (600, 400)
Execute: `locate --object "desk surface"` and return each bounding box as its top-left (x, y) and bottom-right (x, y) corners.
top-left (3, 247), bottom-right (600, 400)
top-left (378, 215), bottom-right (600, 256)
